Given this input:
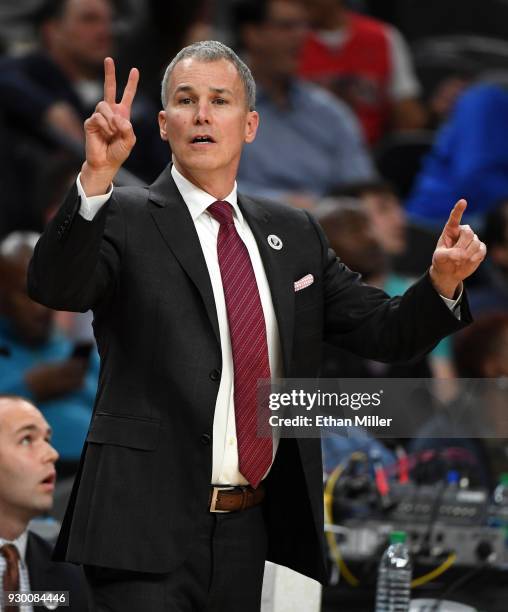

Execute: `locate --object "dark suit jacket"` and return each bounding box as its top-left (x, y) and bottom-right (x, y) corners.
top-left (26, 531), bottom-right (89, 611)
top-left (27, 165), bottom-right (470, 584)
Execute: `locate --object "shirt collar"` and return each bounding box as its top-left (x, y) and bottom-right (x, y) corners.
top-left (170, 164), bottom-right (244, 227)
top-left (0, 530), bottom-right (28, 564)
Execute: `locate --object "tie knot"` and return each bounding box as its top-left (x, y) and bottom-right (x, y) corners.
top-left (208, 201), bottom-right (234, 225)
top-left (0, 543), bottom-right (20, 564)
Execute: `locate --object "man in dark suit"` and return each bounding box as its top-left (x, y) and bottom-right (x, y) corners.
top-left (0, 395), bottom-right (89, 610)
top-left (27, 41), bottom-right (486, 611)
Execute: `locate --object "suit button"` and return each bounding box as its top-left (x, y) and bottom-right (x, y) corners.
top-left (201, 433), bottom-right (211, 445)
top-left (209, 369), bottom-right (221, 382)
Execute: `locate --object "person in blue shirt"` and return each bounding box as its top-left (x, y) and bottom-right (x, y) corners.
top-left (406, 82), bottom-right (508, 227)
top-left (0, 232), bottom-right (98, 467)
top-left (235, 0), bottom-right (376, 208)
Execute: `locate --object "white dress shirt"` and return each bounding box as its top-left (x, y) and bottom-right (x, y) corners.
top-left (77, 165), bottom-right (283, 485)
top-left (76, 167), bottom-right (461, 484)
top-left (0, 531), bottom-right (33, 612)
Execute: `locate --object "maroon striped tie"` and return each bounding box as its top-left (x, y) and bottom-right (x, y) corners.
top-left (208, 201), bottom-right (272, 488)
top-left (1, 544), bottom-right (20, 612)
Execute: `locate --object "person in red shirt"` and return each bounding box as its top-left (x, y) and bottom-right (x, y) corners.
top-left (299, 0), bottom-right (427, 145)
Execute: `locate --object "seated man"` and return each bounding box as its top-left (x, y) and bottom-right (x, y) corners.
top-left (298, 0), bottom-right (427, 145)
top-left (0, 395), bottom-right (89, 609)
top-left (235, 0), bottom-right (376, 207)
top-left (0, 232), bottom-right (98, 469)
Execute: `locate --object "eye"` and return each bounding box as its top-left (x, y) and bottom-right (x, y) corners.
top-left (213, 98), bottom-right (227, 105)
top-left (20, 436), bottom-right (33, 446)
top-left (178, 98), bottom-right (193, 105)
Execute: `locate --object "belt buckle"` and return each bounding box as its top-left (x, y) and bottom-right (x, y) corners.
top-left (210, 486), bottom-right (235, 513)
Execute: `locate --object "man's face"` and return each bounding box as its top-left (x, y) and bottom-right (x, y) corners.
top-left (0, 399), bottom-right (58, 524)
top-left (49, 0), bottom-right (112, 72)
top-left (247, 1), bottom-right (309, 78)
top-left (362, 191), bottom-right (407, 256)
top-left (0, 255), bottom-right (54, 345)
top-left (326, 212), bottom-right (386, 280)
top-left (159, 58), bottom-right (259, 181)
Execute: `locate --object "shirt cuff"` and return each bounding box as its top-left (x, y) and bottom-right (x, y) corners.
top-left (76, 173), bottom-right (113, 221)
top-left (439, 286), bottom-right (463, 320)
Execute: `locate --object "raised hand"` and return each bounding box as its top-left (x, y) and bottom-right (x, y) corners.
top-left (430, 199), bottom-right (487, 298)
top-left (81, 57), bottom-right (139, 195)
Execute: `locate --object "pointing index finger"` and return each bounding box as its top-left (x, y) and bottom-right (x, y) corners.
top-left (120, 67), bottom-right (140, 113)
top-left (103, 57), bottom-right (116, 105)
top-left (446, 199), bottom-right (467, 229)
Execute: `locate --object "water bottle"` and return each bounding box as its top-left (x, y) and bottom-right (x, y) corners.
top-left (375, 530), bottom-right (412, 612)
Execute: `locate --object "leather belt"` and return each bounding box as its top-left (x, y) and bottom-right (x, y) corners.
top-left (209, 485), bottom-right (265, 513)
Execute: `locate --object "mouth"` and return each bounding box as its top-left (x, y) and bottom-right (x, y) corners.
top-left (40, 472), bottom-right (56, 489)
top-left (190, 135), bottom-right (216, 145)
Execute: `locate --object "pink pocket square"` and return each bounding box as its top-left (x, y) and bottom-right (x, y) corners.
top-left (294, 274), bottom-right (314, 292)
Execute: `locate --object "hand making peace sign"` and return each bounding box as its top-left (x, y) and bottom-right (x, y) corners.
top-left (81, 58), bottom-right (139, 195)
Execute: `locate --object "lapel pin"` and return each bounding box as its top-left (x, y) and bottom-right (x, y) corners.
top-left (267, 234), bottom-right (283, 250)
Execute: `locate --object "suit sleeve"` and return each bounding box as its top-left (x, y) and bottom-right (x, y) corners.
top-left (306, 212), bottom-right (471, 363)
top-left (27, 183), bottom-right (124, 313)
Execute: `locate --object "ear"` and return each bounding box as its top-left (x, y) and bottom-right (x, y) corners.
top-left (158, 110), bottom-right (168, 141)
top-left (244, 110), bottom-right (259, 144)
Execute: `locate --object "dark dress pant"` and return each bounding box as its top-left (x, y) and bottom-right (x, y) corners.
top-left (83, 504), bottom-right (268, 612)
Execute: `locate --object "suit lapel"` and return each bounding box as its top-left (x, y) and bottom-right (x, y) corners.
top-left (148, 167), bottom-right (221, 345)
top-left (238, 194), bottom-right (295, 376)
top-left (148, 167), bottom-right (295, 372)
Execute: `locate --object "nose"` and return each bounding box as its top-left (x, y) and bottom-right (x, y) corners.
top-left (44, 441), bottom-right (59, 464)
top-left (194, 101), bottom-right (211, 125)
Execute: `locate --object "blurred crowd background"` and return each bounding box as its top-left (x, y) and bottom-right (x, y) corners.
top-left (0, 0), bottom-right (507, 488)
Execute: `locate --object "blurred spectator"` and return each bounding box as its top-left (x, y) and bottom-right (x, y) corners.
top-left (298, 0), bottom-right (427, 145)
top-left (409, 313), bottom-right (508, 488)
top-left (454, 312), bottom-right (508, 379)
top-left (235, 0), bottom-right (375, 208)
top-left (332, 180), bottom-right (407, 256)
top-left (35, 154), bottom-right (81, 229)
top-left (468, 199), bottom-right (508, 317)
top-left (117, 0), bottom-right (211, 107)
top-left (0, 232), bottom-right (98, 468)
top-left (333, 180), bottom-right (439, 276)
top-left (406, 82), bottom-right (508, 226)
top-left (0, 0), bottom-right (168, 190)
top-left (315, 198), bottom-right (455, 379)
top-left (0, 395), bottom-right (89, 610)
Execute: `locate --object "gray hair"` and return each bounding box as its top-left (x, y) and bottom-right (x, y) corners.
top-left (160, 40), bottom-right (256, 111)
